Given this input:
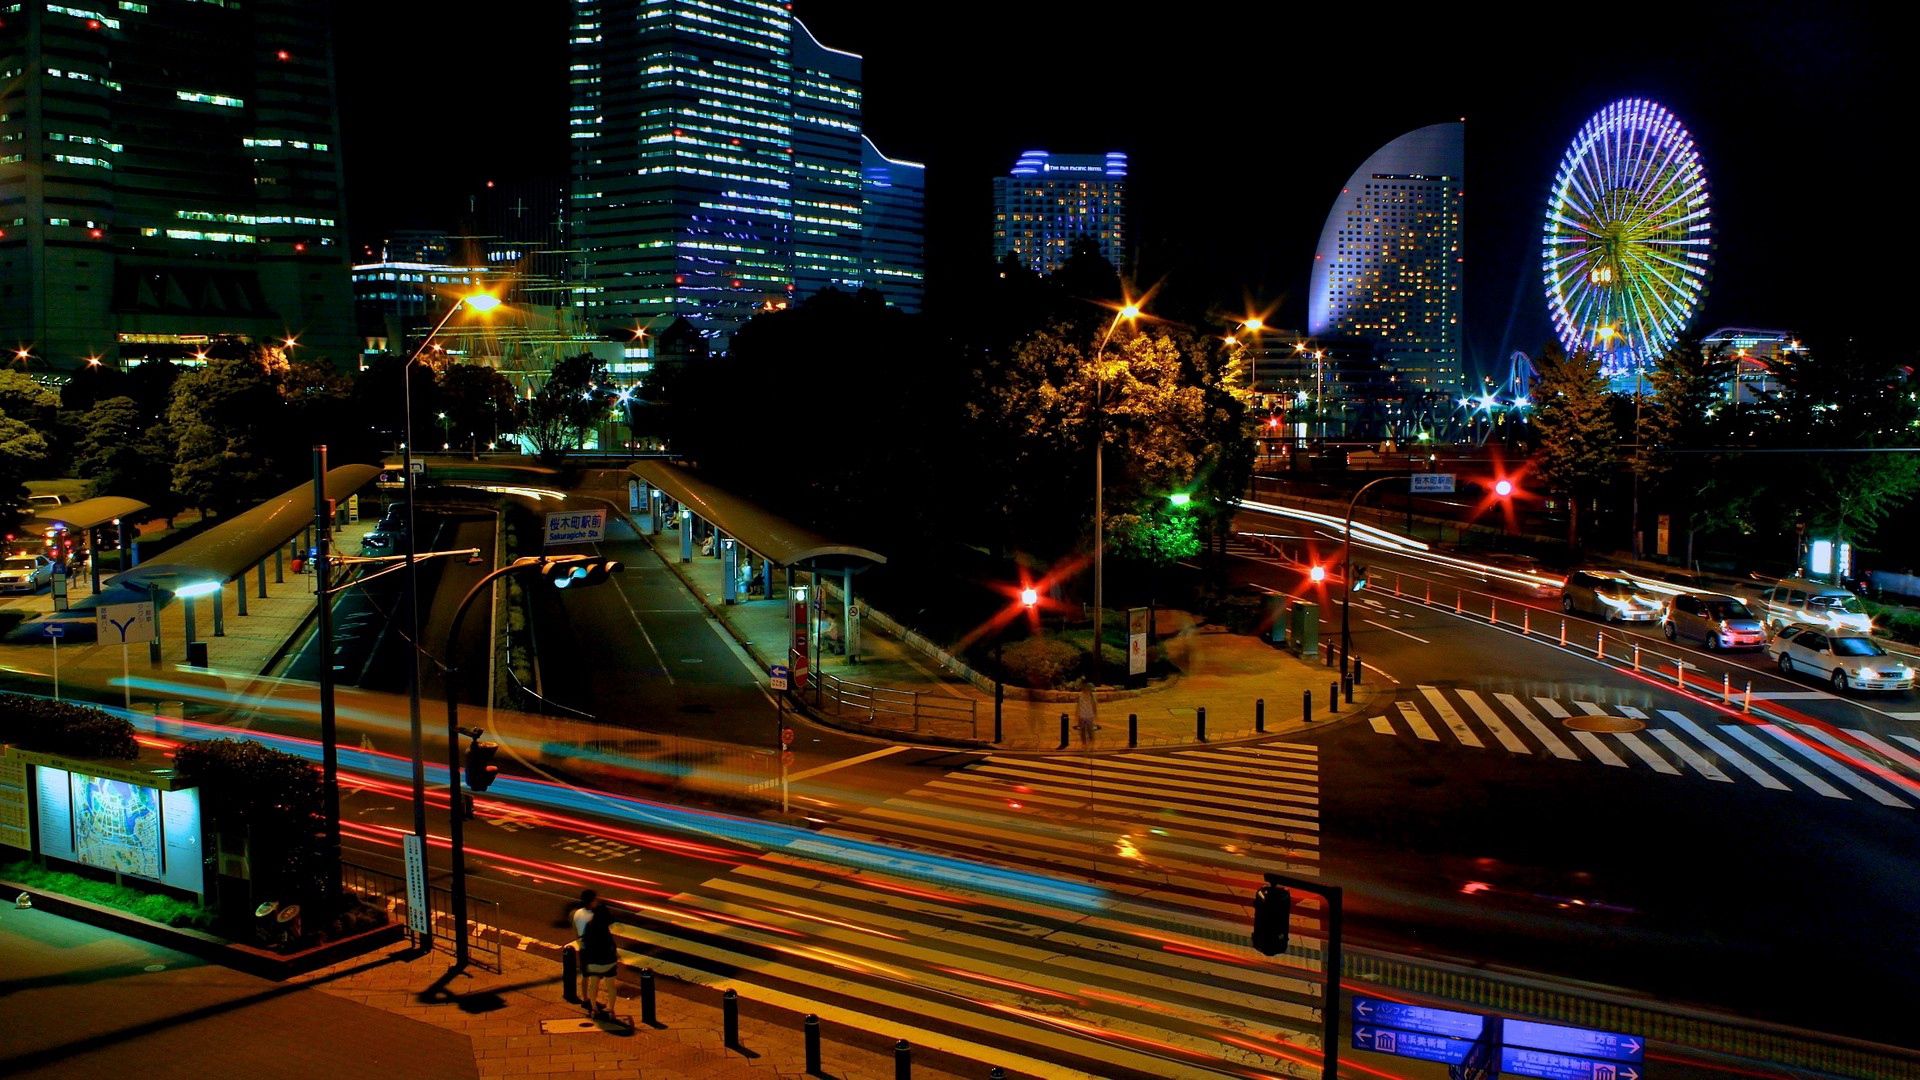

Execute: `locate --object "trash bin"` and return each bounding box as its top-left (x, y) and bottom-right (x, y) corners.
top-left (187, 640), bottom-right (209, 668)
top-left (1289, 601), bottom-right (1319, 658)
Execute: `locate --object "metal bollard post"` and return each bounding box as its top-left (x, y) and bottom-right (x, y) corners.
top-left (1352, 657), bottom-right (1363, 686)
top-left (1523, 610), bottom-right (1530, 635)
top-left (1675, 661), bottom-right (1686, 690)
top-left (1329, 681), bottom-right (1340, 714)
top-left (723, 988), bottom-right (739, 1048)
top-left (1560, 619), bottom-right (1567, 646)
top-left (1723, 672), bottom-right (1732, 703)
top-left (1197, 706), bottom-right (1207, 742)
top-left (562, 944), bottom-right (580, 1003)
top-left (1744, 681), bottom-right (1753, 713)
top-left (1058, 713), bottom-right (1070, 750)
top-left (1256, 698), bottom-right (1265, 733)
top-left (1597, 632), bottom-right (1606, 660)
top-left (640, 968), bottom-right (658, 1026)
top-left (895, 1039), bottom-right (912, 1080)
top-left (804, 1014), bottom-right (822, 1073)
top-left (1343, 674), bottom-right (1353, 704)
top-left (1128, 713), bottom-right (1138, 747)
top-left (1632, 643), bottom-right (1640, 672)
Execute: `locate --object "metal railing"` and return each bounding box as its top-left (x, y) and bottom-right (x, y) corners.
top-left (812, 671), bottom-right (979, 740)
top-left (339, 859), bottom-right (503, 973)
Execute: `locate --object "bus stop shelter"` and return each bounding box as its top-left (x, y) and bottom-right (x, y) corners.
top-left (29, 496), bottom-right (149, 592)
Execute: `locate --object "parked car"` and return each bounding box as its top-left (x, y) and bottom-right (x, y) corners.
top-left (0, 554), bottom-right (54, 592)
top-left (360, 530), bottom-right (398, 556)
top-left (1663, 592), bottom-right (1767, 651)
top-left (1560, 569), bottom-right (1663, 622)
top-left (1758, 577), bottom-right (1872, 633)
top-left (1766, 623), bottom-right (1915, 692)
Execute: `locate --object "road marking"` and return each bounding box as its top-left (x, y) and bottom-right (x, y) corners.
top-left (1725, 726), bottom-right (1847, 798)
top-left (1494, 693), bottom-right (1579, 760)
top-left (1533, 697), bottom-right (1572, 719)
top-left (1659, 711), bottom-right (1788, 790)
top-left (1572, 701), bottom-right (1609, 716)
top-left (1847, 730), bottom-right (1920, 782)
top-left (785, 745), bottom-right (910, 784)
top-left (1784, 723), bottom-right (1920, 801)
top-left (1746, 691), bottom-right (1830, 700)
top-left (1417, 685), bottom-right (1483, 748)
top-left (1365, 619), bottom-right (1430, 643)
top-left (1395, 700), bottom-right (1440, 741)
top-left (1647, 730), bottom-right (1730, 781)
top-left (1454, 689), bottom-right (1529, 753)
top-left (1886, 711), bottom-right (1920, 723)
top-left (1760, 725), bottom-right (1908, 808)
top-left (1899, 735), bottom-right (1920, 755)
top-left (1569, 731), bottom-right (1629, 767)
top-left (1369, 716), bottom-right (1394, 735)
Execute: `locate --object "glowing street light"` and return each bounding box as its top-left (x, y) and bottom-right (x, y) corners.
top-left (1020, 587), bottom-right (1039, 608)
top-left (1091, 300), bottom-right (1143, 684)
top-left (1494, 479), bottom-right (1514, 498)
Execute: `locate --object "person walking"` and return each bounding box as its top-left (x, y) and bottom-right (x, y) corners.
top-left (1076, 687), bottom-right (1098, 747)
top-left (578, 894), bottom-right (621, 1021)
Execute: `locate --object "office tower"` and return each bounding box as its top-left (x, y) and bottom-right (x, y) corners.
top-left (860, 136), bottom-right (924, 313)
top-left (1307, 122), bottom-right (1464, 394)
top-left (991, 150), bottom-right (1128, 275)
top-left (0, 0), bottom-right (354, 369)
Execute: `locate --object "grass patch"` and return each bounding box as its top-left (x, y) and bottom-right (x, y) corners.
top-left (4, 859), bottom-right (215, 930)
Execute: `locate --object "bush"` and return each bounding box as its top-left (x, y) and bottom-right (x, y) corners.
top-left (998, 636), bottom-right (1084, 690)
top-left (3, 860), bottom-right (214, 929)
top-left (0, 694), bottom-right (138, 759)
top-left (173, 739), bottom-right (330, 913)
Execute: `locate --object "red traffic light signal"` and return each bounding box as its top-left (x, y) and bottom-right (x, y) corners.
top-left (1494, 478), bottom-right (1514, 497)
top-left (1020, 587), bottom-right (1039, 608)
top-left (1308, 565), bottom-right (1327, 583)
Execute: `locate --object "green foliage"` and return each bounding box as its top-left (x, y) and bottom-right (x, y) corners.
top-left (172, 738), bottom-right (330, 908)
top-left (167, 354), bottom-right (284, 516)
top-left (997, 636), bottom-right (1085, 689)
top-left (1529, 344), bottom-right (1617, 546)
top-left (0, 414), bottom-right (49, 531)
top-left (0, 370), bottom-right (61, 427)
top-left (518, 353), bottom-right (611, 464)
top-left (0, 694), bottom-right (139, 759)
top-left (72, 396), bottom-right (175, 520)
top-left (3, 860), bottom-right (215, 929)
top-left (1107, 506), bottom-right (1202, 566)
top-left (436, 363), bottom-right (519, 455)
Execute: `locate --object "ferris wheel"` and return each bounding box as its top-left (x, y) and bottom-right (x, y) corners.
top-left (1542, 99), bottom-right (1711, 378)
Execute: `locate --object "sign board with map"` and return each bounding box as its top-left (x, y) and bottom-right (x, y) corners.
top-left (14, 752), bottom-right (203, 898)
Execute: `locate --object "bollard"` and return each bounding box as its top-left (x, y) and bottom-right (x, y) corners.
top-left (723, 988), bottom-right (740, 1048)
top-left (1632, 643), bottom-right (1641, 672)
top-left (1456, 589), bottom-right (1463, 614)
top-left (1744, 681), bottom-right (1752, 713)
top-left (895, 1039), bottom-right (912, 1080)
top-left (804, 1014), bottom-right (822, 1073)
top-left (562, 944), bottom-right (580, 1004)
top-left (1425, 580), bottom-right (1432, 605)
top-left (1128, 713), bottom-right (1138, 748)
top-left (1059, 713), bottom-right (1070, 750)
top-left (1675, 661), bottom-right (1686, 690)
top-left (1489, 599), bottom-right (1497, 625)
top-left (640, 968), bottom-right (658, 1026)
top-left (1353, 656), bottom-right (1363, 686)
top-left (1523, 609), bottom-right (1530, 635)
top-left (1255, 698), bottom-right (1265, 733)
top-left (1303, 689), bottom-right (1312, 724)
top-left (1197, 706), bottom-right (1207, 742)
top-left (1559, 619), bottom-right (1567, 646)
top-left (1395, 573), bottom-right (1402, 597)
top-left (1597, 632), bottom-right (1606, 661)
top-left (1723, 672), bottom-right (1732, 703)
top-left (1329, 681), bottom-right (1340, 714)
top-left (1344, 675), bottom-right (1353, 704)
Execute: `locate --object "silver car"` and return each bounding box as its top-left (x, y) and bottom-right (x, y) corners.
top-left (0, 554), bottom-right (53, 592)
top-left (1767, 623), bottom-right (1916, 692)
top-left (1663, 592), bottom-right (1767, 651)
top-left (1561, 570), bottom-right (1663, 622)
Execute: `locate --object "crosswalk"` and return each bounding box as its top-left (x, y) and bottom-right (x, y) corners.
top-left (613, 742), bottom-right (1329, 1079)
top-left (1370, 685), bottom-right (1920, 808)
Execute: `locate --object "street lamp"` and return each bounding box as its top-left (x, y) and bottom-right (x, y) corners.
top-left (442, 554), bottom-right (621, 968)
top-left (1091, 301), bottom-right (1141, 685)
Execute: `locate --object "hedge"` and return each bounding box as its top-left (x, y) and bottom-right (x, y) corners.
top-left (997, 636), bottom-right (1084, 690)
top-left (0, 694), bottom-right (138, 760)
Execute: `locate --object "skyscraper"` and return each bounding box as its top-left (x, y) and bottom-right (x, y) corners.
top-left (568, 3), bottom-right (922, 341)
top-left (0, 0), bottom-right (354, 369)
top-left (992, 151), bottom-right (1128, 275)
top-left (1307, 122), bottom-right (1464, 394)
top-left (861, 136), bottom-right (925, 314)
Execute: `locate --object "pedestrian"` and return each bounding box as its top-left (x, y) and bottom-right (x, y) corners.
top-left (578, 894), bottom-right (621, 1021)
top-left (1076, 687), bottom-right (1098, 746)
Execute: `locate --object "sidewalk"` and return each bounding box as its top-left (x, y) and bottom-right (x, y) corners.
top-left (628, 516), bottom-right (1386, 750)
top-left (2, 904), bottom-right (976, 1079)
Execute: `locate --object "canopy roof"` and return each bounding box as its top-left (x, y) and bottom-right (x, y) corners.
top-left (628, 461), bottom-right (884, 569)
top-left (31, 496), bottom-right (149, 532)
top-left (113, 466), bottom-right (380, 593)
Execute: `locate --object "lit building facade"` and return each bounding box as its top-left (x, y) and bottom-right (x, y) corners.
top-left (0, 0), bottom-right (354, 369)
top-left (991, 151), bottom-right (1127, 275)
top-left (351, 260), bottom-right (489, 362)
top-left (568, 4), bottom-right (922, 341)
top-left (861, 136), bottom-right (924, 313)
top-left (1702, 327), bottom-right (1802, 404)
top-left (1307, 122), bottom-right (1464, 395)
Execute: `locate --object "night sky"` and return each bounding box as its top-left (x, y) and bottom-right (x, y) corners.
top-left (337, 1), bottom-right (1893, 373)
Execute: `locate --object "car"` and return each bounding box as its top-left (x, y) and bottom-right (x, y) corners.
top-left (1478, 553), bottom-right (1560, 598)
top-left (1663, 592), bottom-right (1767, 651)
top-left (360, 531), bottom-right (397, 556)
top-left (1757, 577), bottom-right (1872, 633)
top-left (0, 554), bottom-right (54, 592)
top-left (1767, 623), bottom-right (1915, 692)
top-left (1560, 569), bottom-right (1663, 622)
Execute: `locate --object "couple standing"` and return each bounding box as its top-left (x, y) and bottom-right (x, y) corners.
top-left (572, 890), bottom-right (621, 1021)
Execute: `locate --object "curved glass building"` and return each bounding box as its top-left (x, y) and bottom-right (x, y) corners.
top-left (1307, 122), bottom-right (1464, 395)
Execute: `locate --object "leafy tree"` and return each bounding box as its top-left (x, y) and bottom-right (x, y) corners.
top-left (1639, 340), bottom-right (1742, 565)
top-left (1529, 344), bottom-right (1617, 548)
top-left (436, 363), bottom-right (519, 457)
top-left (0, 370), bottom-right (60, 427)
top-left (518, 352), bottom-right (611, 464)
top-left (72, 396), bottom-right (177, 523)
top-left (0, 415), bottom-right (50, 532)
top-left (167, 353), bottom-right (284, 517)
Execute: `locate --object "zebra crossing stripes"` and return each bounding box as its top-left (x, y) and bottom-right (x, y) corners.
top-left (1493, 693), bottom-right (1579, 760)
top-left (1658, 711), bottom-right (1789, 791)
top-left (1760, 725), bottom-right (1908, 808)
top-left (1455, 689), bottom-right (1529, 753)
top-left (1395, 700), bottom-right (1440, 741)
top-left (1721, 726), bottom-right (1848, 798)
top-left (1419, 685), bottom-right (1484, 747)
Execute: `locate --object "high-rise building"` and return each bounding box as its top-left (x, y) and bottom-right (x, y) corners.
top-left (568, 4), bottom-right (922, 341)
top-left (1307, 122), bottom-right (1464, 395)
top-left (0, 1), bottom-right (354, 370)
top-left (991, 151), bottom-right (1128, 275)
top-left (861, 136), bottom-right (925, 313)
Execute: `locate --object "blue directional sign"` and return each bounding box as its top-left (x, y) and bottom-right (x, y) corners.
top-left (1501, 1046), bottom-right (1641, 1080)
top-left (1352, 997), bottom-right (1486, 1040)
top-left (1505, 1019), bottom-right (1644, 1063)
top-left (1352, 1026), bottom-right (1474, 1066)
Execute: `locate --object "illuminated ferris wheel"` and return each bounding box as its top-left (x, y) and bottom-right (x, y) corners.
top-left (1542, 99), bottom-right (1711, 378)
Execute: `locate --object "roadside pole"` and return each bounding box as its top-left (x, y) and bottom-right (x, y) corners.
top-left (770, 663), bottom-right (793, 814)
top-left (47, 625), bottom-right (62, 700)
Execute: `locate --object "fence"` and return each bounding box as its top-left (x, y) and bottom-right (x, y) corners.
top-left (340, 859), bottom-right (503, 973)
top-left (812, 670), bottom-right (979, 740)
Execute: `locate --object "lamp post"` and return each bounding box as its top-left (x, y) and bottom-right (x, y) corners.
top-left (400, 290), bottom-right (499, 865)
top-left (1090, 302), bottom-right (1141, 685)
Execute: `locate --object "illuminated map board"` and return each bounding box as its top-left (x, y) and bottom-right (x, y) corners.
top-left (30, 764), bottom-right (202, 896)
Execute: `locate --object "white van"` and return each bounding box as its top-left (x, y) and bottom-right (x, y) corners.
top-left (1758, 578), bottom-right (1872, 633)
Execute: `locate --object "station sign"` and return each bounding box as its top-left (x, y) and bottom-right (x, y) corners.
top-left (544, 509), bottom-right (607, 546)
top-left (1409, 473), bottom-right (1456, 494)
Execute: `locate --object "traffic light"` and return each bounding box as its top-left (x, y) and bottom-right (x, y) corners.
top-left (1020, 587), bottom-right (1039, 608)
top-left (463, 733), bottom-right (500, 792)
top-left (1493, 478), bottom-right (1514, 498)
top-left (1308, 565), bottom-right (1327, 583)
top-left (1352, 564), bottom-right (1368, 592)
top-left (540, 555), bottom-right (623, 589)
top-left (1250, 876), bottom-right (1292, 956)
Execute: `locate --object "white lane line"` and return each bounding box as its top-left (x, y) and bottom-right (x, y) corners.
top-left (784, 745), bottom-right (909, 784)
top-left (1760, 725), bottom-right (1909, 808)
top-left (1495, 693), bottom-right (1579, 760)
top-left (1395, 700), bottom-right (1440, 741)
top-left (1369, 716), bottom-right (1394, 735)
top-left (1848, 730), bottom-right (1920, 782)
top-left (1648, 731), bottom-right (1731, 781)
top-left (1534, 697), bottom-right (1572, 719)
top-left (1898, 735), bottom-right (1920, 755)
top-left (1887, 712), bottom-right (1920, 723)
top-left (1659, 711), bottom-right (1786, 790)
top-left (1417, 685), bottom-right (1484, 748)
top-left (1364, 619), bottom-right (1431, 644)
top-left (1785, 723), bottom-right (1920, 801)
top-left (1746, 691), bottom-right (1831, 700)
top-left (1570, 731), bottom-right (1629, 767)
top-left (1455, 689), bottom-right (1529, 754)
top-left (1725, 726), bottom-right (1848, 799)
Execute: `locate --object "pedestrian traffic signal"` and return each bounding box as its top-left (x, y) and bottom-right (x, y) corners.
top-left (464, 734), bottom-right (500, 792)
top-left (1250, 875), bottom-right (1292, 957)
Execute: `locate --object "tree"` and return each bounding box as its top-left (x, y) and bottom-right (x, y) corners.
top-left (73, 396), bottom-right (177, 523)
top-left (172, 738), bottom-right (330, 912)
top-left (1639, 340), bottom-right (1741, 566)
top-left (436, 363), bottom-right (518, 457)
top-left (518, 353), bottom-right (611, 464)
top-left (167, 354), bottom-right (284, 517)
top-left (1529, 344), bottom-right (1617, 548)
top-left (0, 414), bottom-right (50, 532)
top-left (0, 370), bottom-right (60, 428)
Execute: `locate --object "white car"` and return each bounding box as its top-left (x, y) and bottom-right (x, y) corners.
top-left (1767, 623), bottom-right (1916, 692)
top-left (0, 554), bottom-right (54, 592)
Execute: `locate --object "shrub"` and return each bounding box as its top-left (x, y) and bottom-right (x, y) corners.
top-left (0, 694), bottom-right (138, 759)
top-left (173, 739), bottom-right (330, 912)
top-left (997, 636), bottom-right (1083, 690)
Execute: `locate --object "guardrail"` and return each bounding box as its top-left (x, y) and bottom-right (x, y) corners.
top-left (813, 671), bottom-right (979, 740)
top-left (340, 859), bottom-right (503, 973)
